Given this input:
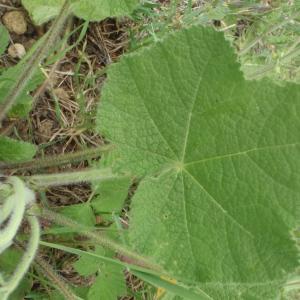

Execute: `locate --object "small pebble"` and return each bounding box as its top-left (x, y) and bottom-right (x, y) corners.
top-left (8, 43), bottom-right (26, 59)
top-left (2, 11), bottom-right (27, 35)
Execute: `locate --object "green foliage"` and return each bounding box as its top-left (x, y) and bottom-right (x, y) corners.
top-left (42, 168), bottom-right (132, 298)
top-left (70, 171), bottom-right (130, 298)
top-left (45, 240), bottom-right (205, 299)
top-left (98, 26), bottom-right (300, 299)
top-left (0, 26), bottom-right (9, 56)
top-left (1, 1), bottom-right (300, 299)
top-left (0, 137), bottom-right (36, 162)
top-left (22, 0), bottom-right (139, 24)
top-left (133, 270), bottom-right (205, 300)
top-left (131, 1), bottom-right (300, 83)
top-left (73, 247), bottom-right (104, 276)
top-left (0, 177), bottom-right (39, 300)
top-left (0, 65), bottom-right (44, 117)
top-left (71, 0), bottom-right (139, 22)
top-left (0, 249), bottom-right (32, 300)
top-left (87, 263), bottom-right (126, 300)
top-left (90, 153), bottom-right (132, 218)
top-left (226, 1), bottom-right (300, 82)
top-left (21, 0), bottom-right (62, 24)
top-left (91, 176), bottom-right (131, 214)
top-left (59, 203), bottom-right (95, 227)
top-left (75, 247), bottom-right (126, 300)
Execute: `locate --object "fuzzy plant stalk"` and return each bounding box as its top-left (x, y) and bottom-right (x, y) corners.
top-left (0, 177), bottom-right (35, 253)
top-left (33, 253), bottom-right (82, 300)
top-left (0, 144), bottom-right (114, 171)
top-left (0, 177), bottom-right (40, 300)
top-left (37, 208), bottom-right (162, 272)
top-left (25, 167), bottom-right (122, 188)
top-left (0, 0), bottom-right (71, 123)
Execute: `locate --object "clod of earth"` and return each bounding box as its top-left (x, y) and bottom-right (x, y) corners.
top-left (2, 11), bottom-right (27, 35)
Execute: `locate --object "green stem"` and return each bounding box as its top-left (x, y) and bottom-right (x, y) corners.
top-left (0, 177), bottom-right (27, 253)
top-left (0, 0), bottom-right (72, 123)
top-left (1, 216), bottom-right (40, 300)
top-left (37, 208), bottom-right (161, 272)
top-left (0, 145), bottom-right (114, 171)
top-left (34, 253), bottom-right (82, 300)
top-left (0, 182), bottom-right (13, 203)
top-left (25, 168), bottom-right (120, 188)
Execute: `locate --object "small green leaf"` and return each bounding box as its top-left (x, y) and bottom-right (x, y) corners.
top-left (73, 245), bottom-right (127, 299)
top-left (161, 293), bottom-right (181, 300)
top-left (71, 0), bottom-right (139, 22)
top-left (0, 64), bottom-right (44, 117)
top-left (0, 136), bottom-right (36, 162)
top-left (0, 248), bottom-right (22, 272)
top-left (91, 176), bottom-right (131, 213)
top-left (59, 203), bottom-right (95, 227)
top-left (21, 0), bottom-right (62, 25)
top-left (88, 263), bottom-right (126, 300)
top-left (74, 246), bottom-right (104, 276)
top-left (98, 26), bottom-right (300, 299)
top-left (22, 0), bottom-right (139, 24)
top-left (0, 25), bottom-right (9, 56)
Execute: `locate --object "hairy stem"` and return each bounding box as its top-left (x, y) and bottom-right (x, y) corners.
top-left (0, 145), bottom-right (114, 171)
top-left (34, 253), bottom-right (82, 300)
top-left (25, 167), bottom-right (121, 188)
top-left (37, 208), bottom-right (161, 272)
top-left (0, 177), bottom-right (27, 253)
top-left (1, 216), bottom-right (40, 300)
top-left (0, 0), bottom-right (71, 123)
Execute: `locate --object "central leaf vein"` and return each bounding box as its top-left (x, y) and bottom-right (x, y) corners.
top-left (180, 55), bottom-right (212, 163)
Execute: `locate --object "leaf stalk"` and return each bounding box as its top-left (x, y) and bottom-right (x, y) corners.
top-left (0, 145), bottom-right (114, 171)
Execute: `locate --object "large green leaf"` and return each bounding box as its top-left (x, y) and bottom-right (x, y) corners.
top-left (97, 26), bottom-right (300, 299)
top-left (22, 0), bottom-right (139, 24)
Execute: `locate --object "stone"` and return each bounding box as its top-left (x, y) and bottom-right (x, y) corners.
top-left (2, 11), bottom-right (27, 35)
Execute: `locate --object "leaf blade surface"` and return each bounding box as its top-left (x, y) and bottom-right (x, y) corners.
top-left (98, 27), bottom-right (300, 299)
top-left (22, 0), bottom-right (139, 24)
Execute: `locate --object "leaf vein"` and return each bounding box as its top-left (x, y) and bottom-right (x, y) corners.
top-left (181, 54), bottom-right (213, 162)
top-left (183, 169), bottom-right (254, 238)
top-left (184, 143), bottom-right (300, 167)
